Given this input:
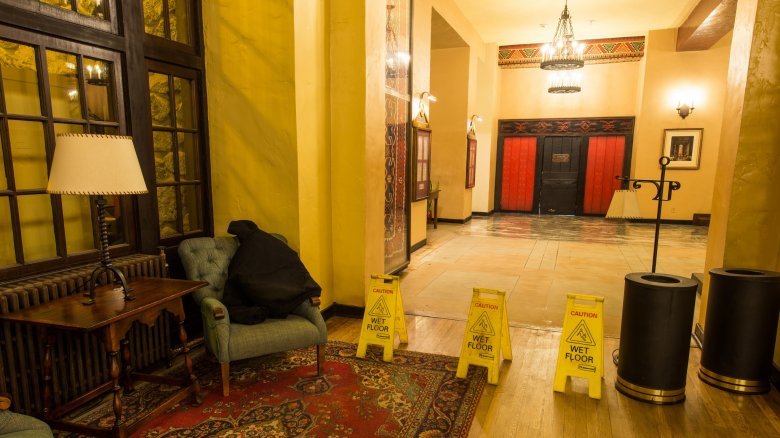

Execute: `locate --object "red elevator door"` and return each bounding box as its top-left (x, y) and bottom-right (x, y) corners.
top-left (583, 136), bottom-right (626, 215)
top-left (500, 137), bottom-right (537, 212)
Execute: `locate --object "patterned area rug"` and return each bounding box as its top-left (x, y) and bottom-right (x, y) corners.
top-left (58, 341), bottom-right (486, 437)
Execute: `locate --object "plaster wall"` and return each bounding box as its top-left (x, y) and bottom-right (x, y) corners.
top-left (696, 0), bottom-right (780, 365)
top-left (472, 44), bottom-right (500, 214)
top-left (430, 46), bottom-right (470, 220)
top-left (294, 0), bottom-right (334, 309)
top-left (203, 0), bottom-right (301, 245)
top-left (329, 1), bottom-right (386, 306)
top-left (633, 28), bottom-right (731, 220)
top-left (498, 61), bottom-right (640, 119)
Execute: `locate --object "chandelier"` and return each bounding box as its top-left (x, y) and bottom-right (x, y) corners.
top-left (540, 1), bottom-right (584, 71)
top-left (548, 71), bottom-right (582, 94)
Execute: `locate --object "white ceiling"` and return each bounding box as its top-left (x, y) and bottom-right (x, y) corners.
top-left (451, 0), bottom-right (702, 45)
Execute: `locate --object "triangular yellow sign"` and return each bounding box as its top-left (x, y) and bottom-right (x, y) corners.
top-left (566, 320), bottom-right (596, 346)
top-left (369, 296), bottom-right (392, 318)
top-left (469, 311), bottom-right (496, 336)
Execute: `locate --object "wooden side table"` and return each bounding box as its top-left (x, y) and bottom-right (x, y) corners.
top-left (0, 277), bottom-right (207, 438)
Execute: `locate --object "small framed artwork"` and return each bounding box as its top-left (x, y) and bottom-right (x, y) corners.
top-left (412, 128), bottom-right (432, 201)
top-left (662, 128), bottom-right (703, 169)
top-left (466, 134), bottom-right (477, 188)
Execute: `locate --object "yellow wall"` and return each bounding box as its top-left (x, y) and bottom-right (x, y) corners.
top-left (472, 43), bottom-right (500, 213)
top-left (294, 0), bottom-right (334, 309)
top-left (430, 46), bottom-right (470, 220)
top-left (498, 61), bottom-right (641, 119)
top-left (633, 29), bottom-right (731, 220)
top-left (697, 0), bottom-right (780, 365)
top-left (410, 0), bottom-right (433, 248)
top-left (203, 0), bottom-right (301, 244)
top-left (329, 1), bottom-right (386, 306)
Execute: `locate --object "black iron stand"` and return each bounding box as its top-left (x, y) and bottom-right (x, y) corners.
top-left (85, 195), bottom-right (135, 305)
top-left (616, 156), bottom-right (681, 273)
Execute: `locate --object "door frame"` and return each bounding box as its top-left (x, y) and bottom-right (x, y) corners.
top-left (495, 117), bottom-right (635, 215)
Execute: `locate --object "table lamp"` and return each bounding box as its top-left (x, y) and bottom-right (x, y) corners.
top-left (47, 134), bottom-right (148, 305)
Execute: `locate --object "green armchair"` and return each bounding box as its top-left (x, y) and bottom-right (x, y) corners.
top-left (0, 394), bottom-right (53, 437)
top-left (178, 236), bottom-right (327, 396)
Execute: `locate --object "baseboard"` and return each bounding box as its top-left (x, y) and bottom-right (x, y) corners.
top-left (322, 303), bottom-right (365, 320)
top-left (438, 216), bottom-right (472, 224)
top-left (628, 218), bottom-right (693, 225)
top-left (692, 323), bottom-right (704, 349)
top-left (472, 210), bottom-right (494, 217)
top-left (411, 239), bottom-right (427, 253)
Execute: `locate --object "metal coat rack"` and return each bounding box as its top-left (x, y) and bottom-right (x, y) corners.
top-left (616, 156), bottom-right (681, 273)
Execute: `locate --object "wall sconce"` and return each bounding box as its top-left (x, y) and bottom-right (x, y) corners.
top-left (676, 99), bottom-right (695, 119)
top-left (468, 114), bottom-right (482, 136)
top-left (414, 91), bottom-right (437, 128)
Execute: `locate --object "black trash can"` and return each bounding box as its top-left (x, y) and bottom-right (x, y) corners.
top-left (699, 268), bottom-right (780, 394)
top-left (616, 272), bottom-right (698, 404)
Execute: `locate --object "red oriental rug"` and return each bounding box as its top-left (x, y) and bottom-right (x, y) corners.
top-left (58, 341), bottom-right (486, 437)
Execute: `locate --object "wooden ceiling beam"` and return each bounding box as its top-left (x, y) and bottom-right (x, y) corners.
top-left (677, 0), bottom-right (737, 51)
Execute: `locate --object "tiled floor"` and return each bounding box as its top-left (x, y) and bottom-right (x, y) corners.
top-left (400, 214), bottom-right (708, 337)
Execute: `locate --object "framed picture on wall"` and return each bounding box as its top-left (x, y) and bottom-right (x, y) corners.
top-left (412, 127), bottom-right (432, 201)
top-left (662, 128), bottom-right (703, 169)
top-left (466, 134), bottom-right (477, 188)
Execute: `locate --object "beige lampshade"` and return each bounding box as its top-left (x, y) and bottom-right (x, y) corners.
top-left (605, 189), bottom-right (642, 219)
top-left (47, 134), bottom-right (148, 195)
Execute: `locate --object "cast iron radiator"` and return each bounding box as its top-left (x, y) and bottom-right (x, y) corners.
top-left (0, 253), bottom-right (170, 415)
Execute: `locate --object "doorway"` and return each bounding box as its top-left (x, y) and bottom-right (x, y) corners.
top-left (495, 117), bottom-right (635, 215)
top-left (539, 136), bottom-right (582, 215)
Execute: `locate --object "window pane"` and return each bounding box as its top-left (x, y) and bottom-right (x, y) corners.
top-left (40, 0), bottom-right (72, 12)
top-left (18, 194), bottom-right (57, 262)
top-left (54, 123), bottom-right (86, 135)
top-left (46, 50), bottom-right (82, 120)
top-left (173, 76), bottom-right (194, 128)
top-left (84, 58), bottom-right (115, 121)
top-left (177, 132), bottom-right (198, 181)
top-left (0, 197), bottom-right (15, 266)
top-left (157, 186), bottom-right (177, 237)
top-left (180, 185), bottom-right (201, 233)
top-left (153, 131), bottom-right (175, 182)
top-left (9, 120), bottom-right (47, 190)
top-left (90, 125), bottom-right (118, 135)
top-left (77, 0), bottom-right (108, 19)
top-left (143, 0), bottom-right (166, 38)
top-left (0, 140), bottom-right (6, 190)
top-left (148, 72), bottom-right (172, 127)
top-left (169, 0), bottom-right (190, 45)
top-left (0, 40), bottom-right (42, 116)
top-left (103, 195), bottom-right (125, 245)
top-left (61, 194), bottom-right (94, 253)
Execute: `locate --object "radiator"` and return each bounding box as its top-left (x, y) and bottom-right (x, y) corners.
top-left (0, 253), bottom-right (170, 416)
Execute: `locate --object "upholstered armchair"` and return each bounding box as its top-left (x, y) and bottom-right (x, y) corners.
top-left (0, 394), bottom-right (53, 437)
top-left (178, 236), bottom-right (327, 396)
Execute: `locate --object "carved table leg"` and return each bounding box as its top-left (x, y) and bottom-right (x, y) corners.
top-left (178, 319), bottom-right (203, 405)
top-left (42, 327), bottom-right (55, 419)
top-left (109, 348), bottom-right (123, 432)
top-left (121, 338), bottom-right (134, 394)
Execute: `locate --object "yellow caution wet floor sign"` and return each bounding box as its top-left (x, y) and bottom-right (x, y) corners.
top-left (456, 288), bottom-right (512, 384)
top-left (357, 274), bottom-right (408, 362)
top-left (553, 293), bottom-right (604, 399)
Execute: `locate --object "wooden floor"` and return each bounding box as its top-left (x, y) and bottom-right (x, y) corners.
top-left (326, 315), bottom-right (780, 438)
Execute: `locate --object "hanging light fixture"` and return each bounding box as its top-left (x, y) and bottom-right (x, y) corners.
top-left (540, 1), bottom-right (584, 71)
top-left (548, 71), bottom-right (582, 93)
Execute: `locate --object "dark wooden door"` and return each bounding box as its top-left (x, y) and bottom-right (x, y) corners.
top-left (539, 137), bottom-right (581, 215)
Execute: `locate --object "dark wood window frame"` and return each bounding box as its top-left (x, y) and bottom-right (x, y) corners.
top-left (0, 0), bottom-right (213, 282)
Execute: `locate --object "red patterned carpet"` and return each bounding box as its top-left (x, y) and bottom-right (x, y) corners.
top-left (59, 341), bottom-right (486, 437)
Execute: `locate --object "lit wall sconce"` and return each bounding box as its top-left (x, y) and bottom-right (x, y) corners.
top-left (676, 98), bottom-right (695, 119)
top-left (468, 114), bottom-right (482, 136)
top-left (414, 91), bottom-right (437, 128)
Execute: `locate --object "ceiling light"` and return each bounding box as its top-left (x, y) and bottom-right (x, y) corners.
top-left (540, 1), bottom-right (584, 71)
